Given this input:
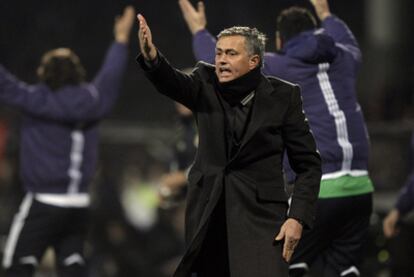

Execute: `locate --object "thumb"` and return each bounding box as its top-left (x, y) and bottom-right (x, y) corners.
top-left (275, 227), bottom-right (285, 241)
top-left (197, 1), bottom-right (205, 14)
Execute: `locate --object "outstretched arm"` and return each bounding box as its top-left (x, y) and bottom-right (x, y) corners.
top-left (91, 6), bottom-right (135, 118)
top-left (136, 14), bottom-right (202, 110)
top-left (0, 6), bottom-right (134, 122)
top-left (178, 0), bottom-right (215, 63)
top-left (310, 0), bottom-right (361, 61)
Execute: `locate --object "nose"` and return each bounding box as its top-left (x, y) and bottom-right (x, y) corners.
top-left (216, 54), bottom-right (228, 65)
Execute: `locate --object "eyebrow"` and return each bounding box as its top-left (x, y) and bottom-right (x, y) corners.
top-left (215, 47), bottom-right (238, 53)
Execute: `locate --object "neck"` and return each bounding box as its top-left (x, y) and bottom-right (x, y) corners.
top-left (216, 66), bottom-right (262, 106)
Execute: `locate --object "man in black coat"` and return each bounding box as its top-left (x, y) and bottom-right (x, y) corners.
top-left (136, 14), bottom-right (322, 277)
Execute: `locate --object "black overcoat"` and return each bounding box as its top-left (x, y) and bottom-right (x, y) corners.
top-left (138, 53), bottom-right (322, 277)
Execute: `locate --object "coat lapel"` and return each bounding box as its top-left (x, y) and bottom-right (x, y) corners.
top-left (239, 76), bottom-right (275, 148)
top-left (205, 79), bottom-right (231, 162)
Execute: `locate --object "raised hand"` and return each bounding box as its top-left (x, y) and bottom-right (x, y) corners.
top-left (274, 218), bottom-right (303, 262)
top-left (137, 14), bottom-right (157, 61)
top-left (178, 0), bottom-right (206, 35)
top-left (114, 6), bottom-right (136, 44)
top-left (310, 0), bottom-right (331, 21)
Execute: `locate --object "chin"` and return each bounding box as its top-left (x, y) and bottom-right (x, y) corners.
top-left (218, 76), bottom-right (235, 83)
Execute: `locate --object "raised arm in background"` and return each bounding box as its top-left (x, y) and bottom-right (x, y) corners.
top-left (178, 0), bottom-right (215, 63)
top-left (0, 6), bottom-right (135, 122)
top-left (311, 0), bottom-right (361, 61)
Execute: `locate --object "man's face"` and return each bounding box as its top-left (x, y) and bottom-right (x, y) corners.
top-left (215, 35), bottom-right (259, 83)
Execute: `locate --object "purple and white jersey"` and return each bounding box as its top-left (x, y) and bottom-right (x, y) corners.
top-left (0, 42), bottom-right (128, 195)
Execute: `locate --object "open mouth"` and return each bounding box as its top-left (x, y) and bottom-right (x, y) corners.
top-left (218, 67), bottom-right (232, 77)
top-left (219, 67), bottom-right (231, 73)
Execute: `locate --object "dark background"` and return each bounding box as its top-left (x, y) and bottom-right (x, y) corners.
top-left (0, 0), bottom-right (402, 124)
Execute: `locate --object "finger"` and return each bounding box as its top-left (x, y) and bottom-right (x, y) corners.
top-left (283, 239), bottom-right (297, 262)
top-left (179, 0), bottom-right (195, 14)
top-left (275, 234), bottom-right (283, 241)
top-left (124, 5), bottom-right (135, 17)
top-left (137, 14), bottom-right (147, 27)
top-left (138, 25), bottom-right (148, 43)
top-left (274, 229), bottom-right (285, 241)
top-left (282, 242), bottom-right (289, 261)
top-left (142, 31), bottom-right (150, 42)
top-left (289, 239), bottom-right (298, 248)
top-left (137, 14), bottom-right (143, 26)
top-left (197, 1), bottom-right (205, 14)
top-left (285, 248), bottom-right (293, 262)
top-left (138, 16), bottom-right (149, 36)
top-left (123, 6), bottom-right (136, 25)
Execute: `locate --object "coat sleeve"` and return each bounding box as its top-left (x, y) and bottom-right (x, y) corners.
top-left (193, 29), bottom-right (216, 64)
top-left (136, 51), bottom-right (202, 111)
top-left (322, 15), bottom-right (361, 63)
top-left (282, 85), bottom-right (322, 228)
top-left (0, 42), bottom-right (128, 122)
top-left (88, 41), bottom-right (129, 119)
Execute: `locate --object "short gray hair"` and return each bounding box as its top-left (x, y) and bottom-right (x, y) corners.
top-left (217, 26), bottom-right (267, 67)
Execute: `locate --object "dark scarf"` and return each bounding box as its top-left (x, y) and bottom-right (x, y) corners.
top-left (215, 66), bottom-right (262, 106)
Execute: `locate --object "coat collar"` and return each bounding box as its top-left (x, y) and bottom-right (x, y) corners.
top-left (228, 75), bottom-right (276, 162)
top-left (201, 65), bottom-right (277, 164)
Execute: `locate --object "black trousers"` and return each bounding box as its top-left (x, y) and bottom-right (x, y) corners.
top-left (2, 194), bottom-right (88, 277)
top-left (289, 193), bottom-right (372, 277)
top-left (192, 192), bottom-right (230, 277)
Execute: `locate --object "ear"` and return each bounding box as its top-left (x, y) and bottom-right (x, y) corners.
top-left (276, 31), bottom-right (282, 51)
top-left (36, 66), bottom-right (43, 78)
top-left (249, 55), bottom-right (260, 69)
